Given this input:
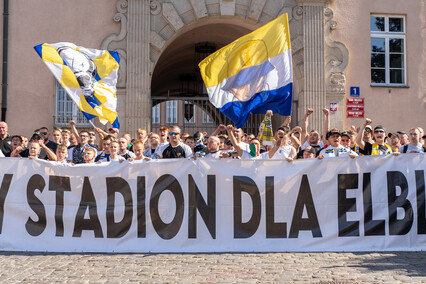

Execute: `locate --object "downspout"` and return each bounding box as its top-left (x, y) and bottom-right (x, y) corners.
top-left (1, 0), bottom-right (8, 121)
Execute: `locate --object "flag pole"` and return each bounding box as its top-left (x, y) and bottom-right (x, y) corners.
top-left (88, 120), bottom-right (96, 129)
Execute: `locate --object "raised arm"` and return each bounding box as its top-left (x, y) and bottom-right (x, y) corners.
top-left (268, 138), bottom-right (282, 159)
top-left (356, 118), bottom-right (372, 150)
top-left (301, 108), bottom-right (314, 145)
top-left (40, 140), bottom-right (57, 161)
top-left (11, 146), bottom-right (23, 157)
top-left (95, 127), bottom-right (107, 151)
top-left (289, 133), bottom-right (301, 151)
top-left (69, 120), bottom-right (80, 143)
top-left (210, 124), bottom-right (226, 137)
top-left (226, 125), bottom-right (242, 157)
top-left (322, 108), bottom-right (330, 145)
top-left (280, 115), bottom-right (291, 127)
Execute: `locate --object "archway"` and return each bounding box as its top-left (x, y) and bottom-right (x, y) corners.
top-left (150, 21), bottom-right (294, 135)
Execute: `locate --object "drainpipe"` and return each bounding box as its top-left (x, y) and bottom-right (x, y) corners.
top-left (1, 0), bottom-right (8, 121)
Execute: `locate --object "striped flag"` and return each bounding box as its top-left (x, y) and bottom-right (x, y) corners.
top-left (199, 14), bottom-right (293, 128)
top-left (34, 42), bottom-right (120, 128)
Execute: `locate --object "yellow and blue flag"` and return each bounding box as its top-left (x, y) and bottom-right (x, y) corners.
top-left (199, 14), bottom-right (292, 128)
top-left (34, 42), bottom-right (120, 128)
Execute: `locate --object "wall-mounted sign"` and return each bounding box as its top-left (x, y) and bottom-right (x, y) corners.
top-left (350, 86), bottom-right (360, 97)
top-left (346, 105), bottom-right (364, 111)
top-left (347, 111), bottom-right (364, 118)
top-left (347, 97), bottom-right (364, 105)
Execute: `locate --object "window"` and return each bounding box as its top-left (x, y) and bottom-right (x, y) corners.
top-left (370, 15), bottom-right (406, 85)
top-left (152, 104), bottom-right (160, 124)
top-left (202, 110), bottom-right (213, 124)
top-left (55, 83), bottom-right (90, 127)
top-left (166, 100), bottom-right (178, 123)
top-left (184, 101), bottom-right (195, 124)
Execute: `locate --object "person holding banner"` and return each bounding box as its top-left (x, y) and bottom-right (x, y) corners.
top-left (129, 140), bottom-right (150, 163)
top-left (156, 126), bottom-right (193, 159)
top-left (399, 127), bottom-right (425, 153)
top-left (317, 129), bottom-right (357, 159)
top-left (221, 125), bottom-right (260, 159)
top-left (83, 147), bottom-right (97, 164)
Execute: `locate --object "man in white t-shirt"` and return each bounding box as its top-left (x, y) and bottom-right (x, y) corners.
top-left (399, 128), bottom-right (425, 153)
top-left (267, 126), bottom-right (297, 161)
top-left (318, 129), bottom-right (357, 159)
top-left (203, 136), bottom-right (223, 158)
top-left (156, 125), bottom-right (193, 159)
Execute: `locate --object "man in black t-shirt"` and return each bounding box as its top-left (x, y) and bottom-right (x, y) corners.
top-left (156, 125), bottom-right (193, 159)
top-left (0, 121), bottom-right (13, 156)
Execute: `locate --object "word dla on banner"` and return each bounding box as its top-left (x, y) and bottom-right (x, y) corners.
top-left (0, 155), bottom-right (425, 252)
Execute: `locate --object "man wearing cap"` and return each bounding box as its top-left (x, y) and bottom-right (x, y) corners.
top-left (356, 119), bottom-right (393, 155)
top-left (388, 132), bottom-right (401, 152)
top-left (193, 131), bottom-right (208, 155)
top-left (318, 129), bottom-right (357, 159)
top-left (362, 125), bottom-right (374, 144)
top-left (399, 127), bottom-right (425, 153)
top-left (156, 125), bottom-right (193, 159)
top-left (302, 145), bottom-right (317, 159)
top-left (397, 131), bottom-right (409, 146)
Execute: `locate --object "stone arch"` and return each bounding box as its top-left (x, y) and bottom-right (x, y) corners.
top-left (101, 0), bottom-right (348, 134)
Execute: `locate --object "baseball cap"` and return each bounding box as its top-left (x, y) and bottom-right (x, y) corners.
top-left (326, 128), bottom-right (341, 140)
top-left (304, 145), bottom-right (317, 154)
top-left (30, 132), bottom-right (43, 141)
top-left (364, 125), bottom-right (373, 132)
top-left (340, 131), bottom-right (350, 138)
top-left (374, 126), bottom-right (386, 133)
top-left (109, 128), bottom-right (120, 134)
top-left (388, 132), bottom-right (400, 139)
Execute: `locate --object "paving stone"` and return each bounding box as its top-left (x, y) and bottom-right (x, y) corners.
top-left (0, 252), bottom-right (424, 282)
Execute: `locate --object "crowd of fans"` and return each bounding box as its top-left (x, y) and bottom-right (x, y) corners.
top-left (0, 108), bottom-right (424, 164)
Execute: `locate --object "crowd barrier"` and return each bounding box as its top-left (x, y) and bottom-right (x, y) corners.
top-left (0, 154), bottom-right (425, 252)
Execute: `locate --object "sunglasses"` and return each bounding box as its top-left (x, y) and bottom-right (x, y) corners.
top-left (39, 132), bottom-right (48, 135)
top-left (374, 130), bottom-right (384, 134)
top-left (364, 129), bottom-right (371, 133)
top-left (341, 139), bottom-right (350, 143)
top-left (169, 132), bottom-right (180, 136)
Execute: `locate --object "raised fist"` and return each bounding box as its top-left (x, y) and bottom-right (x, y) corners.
top-left (322, 108), bottom-right (329, 116)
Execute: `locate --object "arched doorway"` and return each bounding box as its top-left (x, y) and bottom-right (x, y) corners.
top-left (150, 22), bottom-right (269, 136)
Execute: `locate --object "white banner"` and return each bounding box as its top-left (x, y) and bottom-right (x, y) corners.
top-left (0, 155), bottom-right (425, 252)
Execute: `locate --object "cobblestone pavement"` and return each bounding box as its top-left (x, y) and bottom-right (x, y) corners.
top-left (0, 251), bottom-right (424, 283)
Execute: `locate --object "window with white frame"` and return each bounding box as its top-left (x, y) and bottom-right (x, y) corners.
top-left (152, 103), bottom-right (160, 124)
top-left (184, 101), bottom-right (195, 124)
top-left (166, 100), bottom-right (178, 123)
top-left (55, 83), bottom-right (90, 126)
top-left (370, 15), bottom-right (406, 85)
top-left (202, 110), bottom-right (213, 124)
